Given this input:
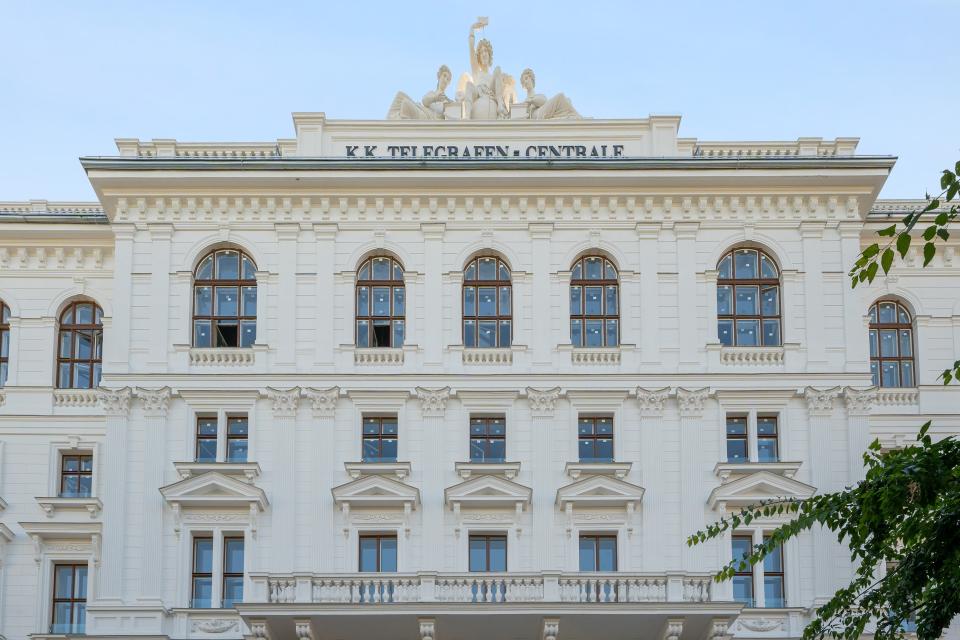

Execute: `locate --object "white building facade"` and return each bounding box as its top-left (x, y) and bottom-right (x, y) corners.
top-left (1, 53), bottom-right (959, 640)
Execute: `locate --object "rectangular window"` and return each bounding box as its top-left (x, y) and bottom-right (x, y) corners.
top-left (469, 534), bottom-right (507, 572)
top-left (222, 537), bottom-right (244, 608)
top-left (757, 415), bottom-right (779, 463)
top-left (763, 536), bottom-right (785, 607)
top-left (362, 416), bottom-right (398, 462)
top-left (578, 416), bottom-right (614, 462)
top-left (59, 454), bottom-right (93, 498)
top-left (51, 563), bottom-right (87, 634)
top-left (192, 536), bottom-right (213, 608)
top-left (726, 416), bottom-right (748, 463)
top-left (359, 534), bottom-right (398, 572)
top-left (226, 416), bottom-right (249, 463)
top-left (469, 416), bottom-right (506, 463)
top-left (195, 416), bottom-right (218, 463)
top-left (732, 535), bottom-right (754, 606)
top-left (578, 534), bottom-right (617, 571)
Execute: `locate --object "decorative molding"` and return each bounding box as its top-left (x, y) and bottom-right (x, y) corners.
top-left (98, 387), bottom-right (132, 416)
top-left (636, 387), bottom-right (671, 416)
top-left (677, 387), bottom-right (710, 417)
top-left (135, 386), bottom-right (171, 417)
top-left (294, 619), bottom-right (314, 640)
top-left (463, 348), bottom-right (513, 365)
top-left (189, 348), bottom-right (255, 366)
top-left (266, 387), bottom-right (300, 417)
top-left (542, 619), bottom-right (560, 640)
top-left (737, 618), bottom-right (785, 632)
top-left (182, 512), bottom-right (250, 524)
top-left (355, 348), bottom-right (404, 365)
top-left (571, 348), bottom-right (621, 365)
top-left (844, 386), bottom-right (877, 416)
top-left (191, 619), bottom-right (239, 634)
top-left (0, 245), bottom-right (112, 271)
top-left (709, 618), bottom-right (733, 640)
top-left (526, 387), bottom-right (562, 417)
top-left (303, 386), bottom-right (340, 418)
top-left (53, 389), bottom-right (99, 408)
top-left (662, 618), bottom-right (684, 640)
top-left (419, 618), bottom-right (436, 640)
top-left (248, 620), bottom-right (270, 640)
top-left (416, 387), bottom-right (450, 418)
top-left (804, 386), bottom-right (840, 416)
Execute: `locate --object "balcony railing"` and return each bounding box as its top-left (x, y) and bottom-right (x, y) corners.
top-left (249, 571), bottom-right (714, 605)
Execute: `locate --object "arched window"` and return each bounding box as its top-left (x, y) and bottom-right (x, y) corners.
top-left (717, 247), bottom-right (781, 347)
top-left (463, 255), bottom-right (512, 348)
top-left (356, 256), bottom-right (405, 348)
top-left (869, 300), bottom-right (915, 388)
top-left (570, 255), bottom-right (619, 347)
top-left (57, 300), bottom-right (103, 389)
top-left (0, 300), bottom-right (9, 387)
top-left (192, 248), bottom-right (257, 348)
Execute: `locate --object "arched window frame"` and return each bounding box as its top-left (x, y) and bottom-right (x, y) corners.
top-left (192, 248), bottom-right (257, 349)
top-left (0, 299), bottom-right (9, 387)
top-left (462, 255), bottom-right (512, 349)
top-left (355, 255), bottom-right (406, 348)
top-left (569, 255), bottom-right (619, 347)
top-left (868, 299), bottom-right (916, 388)
top-left (717, 247), bottom-right (782, 347)
top-left (56, 300), bottom-right (103, 389)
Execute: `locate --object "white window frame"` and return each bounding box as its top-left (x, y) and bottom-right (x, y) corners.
top-left (722, 409), bottom-right (785, 463)
top-left (33, 551), bottom-right (96, 634)
top-left (348, 391), bottom-right (409, 462)
top-left (179, 527), bottom-right (248, 609)
top-left (462, 526), bottom-right (514, 573)
top-left (47, 438), bottom-right (100, 498)
top-left (191, 410), bottom-right (252, 463)
top-left (731, 527), bottom-right (790, 609)
top-left (567, 392), bottom-right (626, 464)
top-left (572, 527), bottom-right (626, 572)
top-left (353, 527), bottom-right (404, 573)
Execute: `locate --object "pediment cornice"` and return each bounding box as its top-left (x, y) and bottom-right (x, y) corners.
top-left (708, 470), bottom-right (816, 510)
top-left (444, 475), bottom-right (532, 511)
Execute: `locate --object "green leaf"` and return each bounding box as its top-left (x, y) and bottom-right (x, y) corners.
top-left (866, 261), bottom-right (879, 281)
top-left (923, 226), bottom-right (937, 241)
top-left (862, 244), bottom-right (880, 260)
top-left (896, 233), bottom-right (911, 258)
top-left (880, 248), bottom-right (894, 274)
top-left (948, 182), bottom-right (959, 202)
top-left (938, 229), bottom-right (950, 241)
top-left (941, 170), bottom-right (956, 190)
top-left (923, 242), bottom-right (936, 266)
top-left (877, 224), bottom-right (897, 237)
top-left (935, 211), bottom-right (949, 225)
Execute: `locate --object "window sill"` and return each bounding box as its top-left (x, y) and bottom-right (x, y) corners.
top-left (35, 496), bottom-right (102, 518)
top-left (714, 461), bottom-right (801, 481)
top-left (52, 388), bottom-right (100, 408)
top-left (455, 461), bottom-right (522, 480)
top-left (345, 461), bottom-right (412, 480)
top-left (565, 461), bottom-right (632, 480)
top-left (718, 346), bottom-right (784, 366)
top-left (570, 347), bottom-right (621, 365)
top-left (875, 388), bottom-right (919, 406)
top-left (174, 461), bottom-right (261, 483)
top-left (354, 347), bottom-right (404, 365)
top-left (189, 347), bottom-right (255, 366)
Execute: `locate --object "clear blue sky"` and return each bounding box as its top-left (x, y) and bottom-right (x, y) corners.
top-left (2, 0), bottom-right (957, 201)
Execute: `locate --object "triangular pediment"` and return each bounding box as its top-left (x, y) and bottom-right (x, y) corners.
top-left (556, 475), bottom-right (645, 509)
top-left (445, 475), bottom-right (532, 510)
top-left (708, 470), bottom-right (816, 509)
top-left (332, 474), bottom-right (420, 509)
top-left (160, 471), bottom-right (268, 511)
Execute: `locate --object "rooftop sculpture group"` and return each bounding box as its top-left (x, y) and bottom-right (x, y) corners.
top-left (388, 18), bottom-right (581, 121)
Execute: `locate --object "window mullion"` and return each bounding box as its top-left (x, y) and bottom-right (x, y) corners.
top-left (752, 529), bottom-right (764, 608)
top-left (212, 534), bottom-right (224, 608)
top-left (748, 410), bottom-right (759, 463)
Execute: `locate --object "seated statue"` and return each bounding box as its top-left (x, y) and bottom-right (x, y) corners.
top-left (519, 68), bottom-right (580, 120)
top-left (387, 65), bottom-right (453, 120)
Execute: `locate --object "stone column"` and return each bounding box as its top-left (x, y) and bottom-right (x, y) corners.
top-left (135, 387), bottom-right (171, 603)
top-left (636, 387), bottom-right (669, 571)
top-left (635, 225), bottom-right (661, 364)
top-left (844, 387), bottom-right (875, 483)
top-left (275, 224), bottom-right (300, 368)
top-left (677, 387), bottom-right (709, 570)
top-left (529, 224), bottom-right (553, 364)
top-left (267, 387), bottom-right (300, 572)
top-left (313, 224), bottom-right (338, 366)
top-left (146, 224), bottom-right (173, 371)
top-left (416, 387), bottom-right (450, 570)
top-left (422, 224), bottom-right (445, 366)
top-left (800, 223), bottom-right (827, 367)
top-left (107, 225), bottom-right (135, 373)
top-left (803, 386), bottom-right (839, 605)
top-left (98, 387), bottom-right (132, 602)
top-left (526, 387), bottom-right (561, 570)
top-left (675, 224), bottom-right (700, 371)
top-left (303, 387), bottom-right (339, 572)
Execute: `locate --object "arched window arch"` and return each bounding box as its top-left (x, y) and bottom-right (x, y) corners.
top-left (355, 255), bottom-right (405, 348)
top-left (717, 247), bottom-right (781, 347)
top-left (869, 300), bottom-right (915, 388)
top-left (57, 300), bottom-right (103, 389)
top-left (192, 248), bottom-right (257, 348)
top-left (463, 255), bottom-right (512, 348)
top-left (569, 255), bottom-right (619, 347)
top-left (0, 299), bottom-right (9, 387)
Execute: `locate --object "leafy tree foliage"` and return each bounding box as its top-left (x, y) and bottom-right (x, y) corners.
top-left (690, 163), bottom-right (960, 640)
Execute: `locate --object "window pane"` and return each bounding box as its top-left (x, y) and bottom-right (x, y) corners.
top-left (215, 320), bottom-right (238, 348)
top-left (578, 438), bottom-right (594, 461)
top-left (464, 261), bottom-right (477, 280)
top-left (899, 330), bottom-right (912, 356)
top-left (881, 362), bottom-right (899, 388)
top-left (898, 306), bottom-right (911, 323)
top-left (478, 257), bottom-right (496, 280)
top-left (58, 363), bottom-right (71, 388)
top-left (192, 577), bottom-right (212, 608)
top-left (60, 331), bottom-right (73, 357)
top-left (726, 417), bottom-right (747, 434)
top-left (196, 255), bottom-right (213, 280)
top-left (77, 475), bottom-right (92, 497)
top-left (901, 361), bottom-right (914, 387)
top-left (53, 603), bottom-right (73, 630)
top-left (571, 262), bottom-right (582, 279)
top-left (478, 287), bottom-right (497, 316)
top-left (732, 537), bottom-right (751, 561)
top-left (760, 254), bottom-right (778, 278)
top-left (372, 320), bottom-right (391, 347)
top-left (194, 539), bottom-right (213, 571)
top-left (216, 251), bottom-right (239, 279)
top-left (193, 321), bottom-right (212, 348)
top-left (61, 475), bottom-right (79, 497)
top-left (362, 439), bottom-right (379, 462)
top-left (736, 320), bottom-right (759, 346)
top-left (605, 320), bottom-right (618, 347)
top-left (733, 576), bottom-right (753, 606)
top-left (764, 576), bottom-right (784, 608)
top-left (489, 438), bottom-right (506, 461)
top-left (869, 305), bottom-right (878, 323)
top-left (761, 286), bottom-right (779, 316)
top-left (734, 249), bottom-right (758, 279)
top-left (470, 439), bottom-right (485, 462)
top-left (763, 543), bottom-right (783, 571)
top-left (878, 302), bottom-right (896, 323)
top-left (74, 565), bottom-right (88, 598)
top-left (596, 418), bottom-right (613, 434)
top-left (75, 332), bottom-right (92, 359)
top-left (578, 419), bottom-right (595, 435)
top-left (869, 330), bottom-right (878, 357)
top-left (598, 537), bottom-right (617, 571)
top-left (718, 320), bottom-right (733, 346)
top-left (372, 287), bottom-right (391, 316)
top-left (499, 263), bottom-right (510, 280)
top-left (570, 287), bottom-right (582, 314)
top-left (499, 320), bottom-right (511, 347)
top-left (224, 539), bottom-right (245, 573)
top-left (242, 255), bottom-right (256, 280)
top-left (584, 256), bottom-right (602, 279)
top-left (578, 537), bottom-right (597, 571)
top-left (717, 285), bottom-right (732, 315)
top-left (223, 576), bottom-right (244, 608)
top-left (570, 319), bottom-right (582, 346)
top-left (74, 363), bottom-right (91, 389)
top-left (80, 456), bottom-right (93, 471)
top-left (393, 287), bottom-right (405, 316)
top-left (879, 330), bottom-right (898, 357)
top-left (758, 438), bottom-right (778, 462)
top-left (75, 304), bottom-right (93, 325)
top-left (380, 537), bottom-right (398, 572)
top-left (757, 417), bottom-right (777, 435)
top-left (393, 262), bottom-right (404, 280)
top-left (356, 320), bottom-right (369, 348)
top-left (215, 287), bottom-right (239, 317)
top-left (727, 440), bottom-right (748, 463)
top-left (718, 255), bottom-right (733, 279)
top-left (240, 322), bottom-right (256, 347)
top-left (585, 320), bottom-right (603, 347)
top-left (380, 437), bottom-right (398, 462)
top-left (584, 286), bottom-right (603, 315)
top-left (490, 537), bottom-right (507, 571)
top-left (469, 538), bottom-right (487, 572)
top-left (762, 319), bottom-right (781, 346)
top-left (499, 286), bottom-right (511, 315)
top-left (227, 439), bottom-right (247, 463)
top-left (242, 287), bottom-right (257, 316)
top-left (594, 438), bottom-right (613, 461)
top-left (55, 565), bottom-right (75, 597)
top-left (463, 287), bottom-right (476, 316)
top-left (871, 362), bottom-right (879, 387)
top-left (371, 257), bottom-right (390, 280)
top-left (605, 286), bottom-right (618, 315)
top-left (605, 261), bottom-right (617, 279)
top-left (478, 321), bottom-right (497, 348)
top-left (195, 286), bottom-right (212, 315)
top-left (359, 538), bottom-right (378, 571)
top-left (393, 320), bottom-right (405, 348)
top-left (464, 320), bottom-right (476, 347)
top-left (736, 286), bottom-right (759, 315)
top-left (0, 362), bottom-right (7, 387)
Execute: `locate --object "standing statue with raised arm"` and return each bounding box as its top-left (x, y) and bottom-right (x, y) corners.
top-left (460, 18), bottom-right (512, 120)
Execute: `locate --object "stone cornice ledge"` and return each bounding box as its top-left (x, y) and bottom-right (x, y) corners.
top-left (344, 461), bottom-right (412, 480)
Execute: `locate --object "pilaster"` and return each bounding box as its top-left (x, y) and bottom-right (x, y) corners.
top-left (267, 387), bottom-right (300, 571)
top-left (843, 386), bottom-right (876, 482)
top-left (838, 223), bottom-right (869, 371)
top-left (107, 225), bottom-right (135, 372)
top-left (526, 387), bottom-right (561, 569)
top-left (675, 223), bottom-right (700, 370)
top-left (135, 386), bottom-right (171, 603)
top-left (97, 387), bottom-right (132, 602)
top-left (147, 224), bottom-right (173, 370)
top-left (636, 387), bottom-right (669, 570)
top-left (803, 386), bottom-right (839, 604)
top-left (275, 224), bottom-right (300, 367)
top-left (416, 386), bottom-right (450, 570)
top-left (676, 387), bottom-right (709, 570)
top-left (313, 224), bottom-right (337, 365)
top-left (800, 223), bottom-right (827, 366)
top-left (304, 387), bottom-right (339, 571)
top-left (529, 223), bottom-right (553, 364)
top-left (422, 224), bottom-right (446, 366)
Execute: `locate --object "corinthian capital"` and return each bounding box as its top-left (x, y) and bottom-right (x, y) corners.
top-left (303, 387), bottom-right (340, 418)
top-left (135, 387), bottom-right (172, 417)
top-left (804, 386), bottom-right (839, 417)
top-left (416, 387), bottom-right (450, 418)
top-left (636, 387), bottom-right (671, 416)
top-left (526, 387), bottom-right (562, 417)
top-left (844, 386), bottom-right (876, 416)
top-left (677, 387), bottom-right (710, 417)
top-left (98, 387), bottom-right (132, 416)
top-left (266, 387), bottom-right (300, 418)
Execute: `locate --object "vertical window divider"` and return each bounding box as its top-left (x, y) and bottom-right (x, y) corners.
top-left (752, 528), bottom-right (765, 608)
top-left (216, 409), bottom-right (227, 463)
top-left (748, 410), bottom-right (759, 463)
top-left (211, 534), bottom-right (225, 609)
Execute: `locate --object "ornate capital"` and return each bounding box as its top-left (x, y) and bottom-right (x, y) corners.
top-left (98, 387), bottom-right (132, 416)
top-left (844, 386), bottom-right (876, 416)
top-left (303, 387), bottom-right (340, 418)
top-left (677, 387), bottom-right (710, 417)
top-left (709, 618), bottom-right (732, 640)
top-left (526, 387), bottom-right (562, 417)
top-left (266, 387), bottom-right (300, 418)
top-left (416, 387), bottom-right (450, 418)
top-left (248, 620), bottom-right (270, 640)
top-left (636, 387), bottom-right (671, 416)
top-left (542, 618), bottom-right (560, 640)
top-left (135, 387), bottom-right (171, 417)
top-left (418, 618), bottom-right (436, 640)
top-left (662, 619), bottom-right (684, 640)
top-left (294, 620), bottom-right (314, 640)
top-left (804, 386), bottom-right (839, 417)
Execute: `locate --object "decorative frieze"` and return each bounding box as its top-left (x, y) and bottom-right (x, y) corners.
top-left (526, 387), bottom-right (562, 417)
top-left (190, 619), bottom-right (239, 634)
top-left (354, 348), bottom-right (404, 365)
top-left (0, 245), bottom-right (111, 271)
top-left (416, 387), bottom-right (450, 418)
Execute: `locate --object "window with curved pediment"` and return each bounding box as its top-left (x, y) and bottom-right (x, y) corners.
top-left (56, 300), bottom-right (103, 389)
top-left (462, 255), bottom-right (512, 348)
top-left (192, 248), bottom-right (257, 348)
top-left (717, 247), bottom-right (781, 347)
top-left (356, 256), bottom-right (405, 348)
top-left (868, 300), bottom-right (915, 388)
top-left (569, 255), bottom-right (619, 347)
